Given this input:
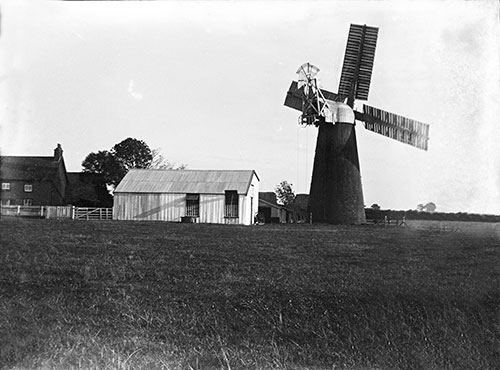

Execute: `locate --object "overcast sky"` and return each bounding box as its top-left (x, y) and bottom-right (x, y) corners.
top-left (1, 0), bottom-right (499, 214)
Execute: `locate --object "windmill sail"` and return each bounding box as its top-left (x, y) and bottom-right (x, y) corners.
top-left (284, 81), bottom-right (339, 112)
top-left (338, 24), bottom-right (379, 105)
top-left (356, 104), bottom-right (430, 150)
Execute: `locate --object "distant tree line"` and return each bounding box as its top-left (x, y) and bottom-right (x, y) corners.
top-left (365, 208), bottom-right (500, 223)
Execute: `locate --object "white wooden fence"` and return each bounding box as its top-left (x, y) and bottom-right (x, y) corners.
top-left (1, 206), bottom-right (113, 220)
top-left (46, 206), bottom-right (73, 219)
top-left (1, 205), bottom-right (46, 218)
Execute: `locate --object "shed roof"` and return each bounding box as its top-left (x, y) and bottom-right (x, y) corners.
top-left (114, 169), bottom-right (259, 195)
top-left (259, 198), bottom-right (285, 210)
top-left (259, 192), bottom-right (278, 204)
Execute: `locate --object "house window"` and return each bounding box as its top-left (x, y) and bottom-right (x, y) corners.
top-left (24, 184), bottom-right (33, 192)
top-left (1, 199), bottom-right (11, 206)
top-left (23, 199), bottom-right (33, 206)
top-left (225, 190), bottom-right (239, 218)
top-left (185, 194), bottom-right (200, 217)
top-left (1, 183), bottom-right (10, 190)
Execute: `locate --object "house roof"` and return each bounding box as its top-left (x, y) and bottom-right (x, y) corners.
top-left (1, 156), bottom-right (60, 181)
top-left (114, 169), bottom-right (259, 195)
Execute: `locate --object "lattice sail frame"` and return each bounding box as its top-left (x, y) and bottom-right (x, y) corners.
top-left (356, 105), bottom-right (430, 150)
top-left (338, 24), bottom-right (379, 106)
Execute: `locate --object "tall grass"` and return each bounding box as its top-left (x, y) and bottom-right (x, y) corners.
top-left (0, 219), bottom-right (499, 369)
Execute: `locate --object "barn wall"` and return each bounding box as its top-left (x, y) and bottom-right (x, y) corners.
top-left (113, 193), bottom-right (244, 224)
top-left (113, 193), bottom-right (185, 221)
top-left (272, 206), bottom-right (287, 223)
top-left (239, 173), bottom-right (259, 225)
top-left (199, 194), bottom-right (225, 223)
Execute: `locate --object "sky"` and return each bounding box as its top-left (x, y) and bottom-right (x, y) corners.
top-left (1, 0), bottom-right (499, 214)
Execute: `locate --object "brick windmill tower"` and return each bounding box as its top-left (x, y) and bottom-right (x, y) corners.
top-left (284, 24), bottom-right (430, 224)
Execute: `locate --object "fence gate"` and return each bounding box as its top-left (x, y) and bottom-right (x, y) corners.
top-left (74, 207), bottom-right (113, 220)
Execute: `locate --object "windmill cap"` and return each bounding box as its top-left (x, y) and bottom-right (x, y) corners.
top-left (325, 101), bottom-right (355, 124)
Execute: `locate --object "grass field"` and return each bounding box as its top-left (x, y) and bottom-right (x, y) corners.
top-left (1, 219), bottom-right (499, 370)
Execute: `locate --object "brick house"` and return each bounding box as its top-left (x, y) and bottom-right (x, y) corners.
top-left (0, 144), bottom-right (69, 206)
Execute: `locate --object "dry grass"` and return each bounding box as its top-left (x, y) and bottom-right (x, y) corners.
top-left (0, 219), bottom-right (499, 370)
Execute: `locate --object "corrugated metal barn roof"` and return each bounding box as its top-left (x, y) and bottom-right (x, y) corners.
top-left (114, 169), bottom-right (258, 194)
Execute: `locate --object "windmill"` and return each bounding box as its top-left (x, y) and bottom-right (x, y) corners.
top-left (284, 24), bottom-right (430, 224)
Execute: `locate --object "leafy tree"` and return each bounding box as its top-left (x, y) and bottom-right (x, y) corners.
top-left (275, 181), bottom-right (296, 207)
top-left (424, 202), bottom-right (436, 213)
top-left (111, 138), bottom-right (152, 171)
top-left (82, 138), bottom-right (153, 187)
top-left (81, 150), bottom-right (125, 187)
top-left (370, 203), bottom-right (381, 211)
top-left (416, 202), bottom-right (437, 213)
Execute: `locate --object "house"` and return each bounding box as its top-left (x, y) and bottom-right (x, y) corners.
top-left (66, 172), bottom-right (113, 207)
top-left (113, 169), bottom-right (259, 225)
top-left (258, 192), bottom-right (289, 223)
top-left (0, 144), bottom-right (69, 206)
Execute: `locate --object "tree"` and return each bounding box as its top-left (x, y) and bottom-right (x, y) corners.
top-left (148, 148), bottom-right (187, 170)
top-left (417, 202), bottom-right (436, 213)
top-left (111, 138), bottom-right (152, 171)
top-left (81, 150), bottom-right (125, 187)
top-left (370, 203), bottom-right (381, 211)
top-left (275, 180), bottom-right (296, 207)
top-left (424, 202), bottom-right (436, 213)
top-left (82, 138), bottom-right (153, 187)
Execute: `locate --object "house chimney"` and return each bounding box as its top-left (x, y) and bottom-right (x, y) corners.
top-left (54, 144), bottom-right (63, 161)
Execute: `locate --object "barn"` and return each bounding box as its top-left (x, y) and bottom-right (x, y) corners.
top-left (113, 169), bottom-right (259, 225)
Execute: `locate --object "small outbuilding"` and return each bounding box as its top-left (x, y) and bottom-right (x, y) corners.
top-left (258, 192), bottom-right (289, 223)
top-left (113, 169), bottom-right (259, 225)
